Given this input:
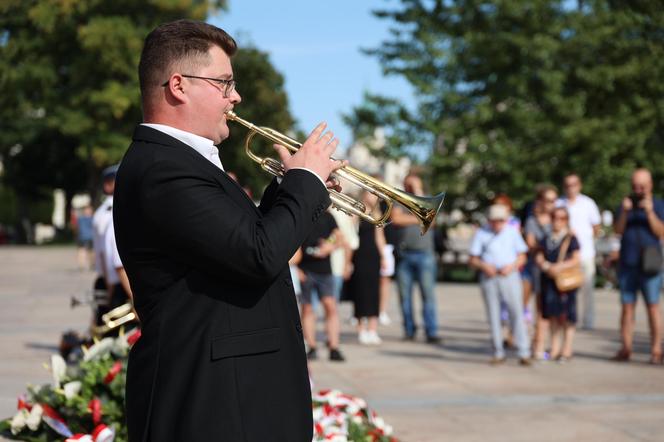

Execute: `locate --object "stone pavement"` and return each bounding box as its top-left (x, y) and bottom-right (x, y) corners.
top-left (1, 246), bottom-right (664, 441)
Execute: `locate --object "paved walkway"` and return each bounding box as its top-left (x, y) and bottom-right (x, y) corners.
top-left (1, 246), bottom-right (664, 441)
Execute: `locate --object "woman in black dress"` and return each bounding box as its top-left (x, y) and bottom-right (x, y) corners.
top-left (345, 191), bottom-right (386, 345)
top-left (536, 207), bottom-right (581, 362)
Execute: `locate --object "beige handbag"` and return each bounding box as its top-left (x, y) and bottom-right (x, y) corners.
top-left (554, 235), bottom-right (584, 293)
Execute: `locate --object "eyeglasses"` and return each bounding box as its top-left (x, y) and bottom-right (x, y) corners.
top-left (162, 75), bottom-right (237, 98)
top-left (552, 216), bottom-right (568, 221)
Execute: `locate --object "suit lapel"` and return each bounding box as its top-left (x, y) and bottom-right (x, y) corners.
top-left (132, 125), bottom-right (261, 216)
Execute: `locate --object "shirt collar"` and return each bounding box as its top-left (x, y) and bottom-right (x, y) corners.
top-left (141, 123), bottom-right (224, 171)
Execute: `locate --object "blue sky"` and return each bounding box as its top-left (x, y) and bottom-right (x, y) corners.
top-left (209, 0), bottom-right (416, 153)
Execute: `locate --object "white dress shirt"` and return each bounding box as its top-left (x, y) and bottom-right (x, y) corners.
top-left (142, 123), bottom-right (224, 170)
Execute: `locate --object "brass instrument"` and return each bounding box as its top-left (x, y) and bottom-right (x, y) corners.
top-left (225, 111), bottom-right (445, 234)
top-left (91, 303), bottom-right (137, 337)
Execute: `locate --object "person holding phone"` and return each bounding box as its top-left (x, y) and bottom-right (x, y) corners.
top-left (613, 168), bottom-right (664, 364)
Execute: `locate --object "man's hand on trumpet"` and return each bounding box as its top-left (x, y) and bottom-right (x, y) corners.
top-left (273, 122), bottom-right (347, 192)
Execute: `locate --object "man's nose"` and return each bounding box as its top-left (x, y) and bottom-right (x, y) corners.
top-left (230, 89), bottom-right (242, 104)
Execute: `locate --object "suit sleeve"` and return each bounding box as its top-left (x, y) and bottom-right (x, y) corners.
top-left (140, 161), bottom-right (330, 285)
top-left (257, 178), bottom-right (280, 215)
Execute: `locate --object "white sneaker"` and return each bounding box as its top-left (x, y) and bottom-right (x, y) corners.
top-left (379, 312), bottom-right (391, 326)
top-left (367, 330), bottom-right (382, 345)
top-left (358, 330), bottom-right (372, 345)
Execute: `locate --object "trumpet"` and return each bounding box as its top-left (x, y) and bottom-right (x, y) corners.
top-left (91, 303), bottom-right (137, 337)
top-left (225, 111), bottom-right (445, 234)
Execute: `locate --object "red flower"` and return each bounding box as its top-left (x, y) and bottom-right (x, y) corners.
top-left (127, 329), bottom-right (142, 346)
top-left (17, 395), bottom-right (32, 411)
top-left (314, 423), bottom-right (324, 435)
top-left (88, 398), bottom-right (102, 424)
top-left (103, 361), bottom-right (123, 384)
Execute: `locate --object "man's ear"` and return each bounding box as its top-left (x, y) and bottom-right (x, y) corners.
top-left (164, 74), bottom-right (188, 104)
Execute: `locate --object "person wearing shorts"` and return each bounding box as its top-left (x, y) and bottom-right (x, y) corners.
top-left (613, 168), bottom-right (664, 364)
top-left (298, 211), bottom-right (345, 362)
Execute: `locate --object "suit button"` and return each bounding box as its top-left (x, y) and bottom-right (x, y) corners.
top-left (296, 324), bottom-right (303, 333)
top-left (285, 278), bottom-right (293, 287)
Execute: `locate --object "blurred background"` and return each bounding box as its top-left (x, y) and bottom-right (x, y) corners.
top-left (1, 0), bottom-right (662, 248)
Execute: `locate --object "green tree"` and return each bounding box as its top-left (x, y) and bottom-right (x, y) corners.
top-left (0, 0), bottom-right (228, 240)
top-left (363, 0), bottom-right (664, 213)
top-left (0, 1), bottom-right (300, 240)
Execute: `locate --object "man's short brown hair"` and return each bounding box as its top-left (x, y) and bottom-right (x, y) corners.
top-left (139, 19), bottom-right (237, 99)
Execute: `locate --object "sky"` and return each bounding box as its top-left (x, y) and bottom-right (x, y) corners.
top-left (209, 0), bottom-right (416, 153)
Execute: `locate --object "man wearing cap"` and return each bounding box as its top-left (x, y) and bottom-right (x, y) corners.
top-left (92, 165), bottom-right (119, 324)
top-left (469, 204), bottom-right (531, 365)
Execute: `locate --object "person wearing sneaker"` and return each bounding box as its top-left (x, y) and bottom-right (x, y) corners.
top-left (345, 191), bottom-right (387, 346)
top-left (299, 211), bottom-right (346, 362)
top-left (525, 184), bottom-right (558, 360)
top-left (470, 204), bottom-right (531, 365)
top-left (391, 173), bottom-right (442, 343)
top-left (379, 200), bottom-right (401, 327)
top-left (536, 206), bottom-right (581, 363)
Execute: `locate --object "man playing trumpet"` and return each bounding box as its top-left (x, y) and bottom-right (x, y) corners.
top-left (114, 19), bottom-right (345, 442)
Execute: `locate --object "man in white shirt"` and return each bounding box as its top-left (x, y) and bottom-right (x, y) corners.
top-left (558, 173), bottom-right (601, 330)
top-left (92, 165), bottom-right (117, 278)
top-left (103, 216), bottom-right (132, 305)
top-left (91, 166), bottom-right (117, 324)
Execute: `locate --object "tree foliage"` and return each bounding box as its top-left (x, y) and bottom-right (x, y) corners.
top-left (0, 1), bottom-right (226, 198)
top-left (362, 0), bottom-right (664, 212)
top-left (0, 0), bottom-right (298, 236)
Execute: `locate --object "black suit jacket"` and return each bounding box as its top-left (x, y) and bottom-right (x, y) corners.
top-left (114, 125), bottom-right (330, 442)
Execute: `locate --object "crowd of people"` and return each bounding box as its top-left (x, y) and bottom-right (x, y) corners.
top-left (283, 173), bottom-right (440, 363)
top-left (468, 169), bottom-right (664, 365)
top-left (282, 168), bottom-right (664, 368)
top-left (77, 160), bottom-right (664, 369)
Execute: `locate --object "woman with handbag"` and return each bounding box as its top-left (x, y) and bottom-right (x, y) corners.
top-left (536, 207), bottom-right (582, 362)
top-left (525, 185), bottom-right (558, 360)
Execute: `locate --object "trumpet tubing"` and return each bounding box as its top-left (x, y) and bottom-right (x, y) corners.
top-left (225, 111), bottom-right (445, 234)
top-left (91, 303), bottom-right (137, 337)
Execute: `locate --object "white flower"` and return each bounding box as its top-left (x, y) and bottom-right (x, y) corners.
top-left (26, 403), bottom-right (43, 431)
top-left (112, 331), bottom-right (131, 355)
top-left (51, 354), bottom-right (67, 388)
top-left (10, 409), bottom-right (29, 435)
top-left (63, 381), bottom-right (82, 399)
top-left (83, 337), bottom-right (115, 362)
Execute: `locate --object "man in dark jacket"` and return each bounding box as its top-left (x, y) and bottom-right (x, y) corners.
top-left (114, 19), bottom-right (344, 442)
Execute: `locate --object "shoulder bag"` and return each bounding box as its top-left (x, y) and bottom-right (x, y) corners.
top-left (554, 235), bottom-right (584, 293)
top-left (637, 226), bottom-right (663, 275)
